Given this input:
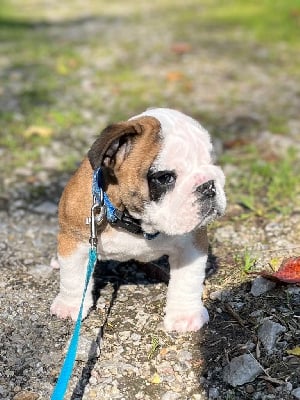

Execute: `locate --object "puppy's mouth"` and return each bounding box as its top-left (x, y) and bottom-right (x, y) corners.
top-left (197, 203), bottom-right (219, 227)
top-left (194, 180), bottom-right (224, 227)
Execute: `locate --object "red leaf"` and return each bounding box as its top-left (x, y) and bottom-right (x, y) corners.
top-left (260, 256), bottom-right (300, 283)
top-left (171, 42), bottom-right (192, 55)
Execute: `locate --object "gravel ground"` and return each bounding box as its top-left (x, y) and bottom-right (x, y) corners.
top-left (1, 1), bottom-right (300, 399)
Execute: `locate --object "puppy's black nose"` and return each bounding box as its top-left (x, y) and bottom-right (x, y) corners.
top-left (196, 180), bottom-right (216, 198)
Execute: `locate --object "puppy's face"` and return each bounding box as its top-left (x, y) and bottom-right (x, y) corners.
top-left (88, 108), bottom-right (226, 236)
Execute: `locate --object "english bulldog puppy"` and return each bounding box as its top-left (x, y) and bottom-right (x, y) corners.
top-left (50, 108), bottom-right (226, 332)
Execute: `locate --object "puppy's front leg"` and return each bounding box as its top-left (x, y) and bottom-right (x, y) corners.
top-left (50, 234), bottom-right (93, 321)
top-left (164, 235), bottom-right (209, 333)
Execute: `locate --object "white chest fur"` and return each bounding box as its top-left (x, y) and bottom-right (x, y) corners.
top-left (97, 230), bottom-right (179, 263)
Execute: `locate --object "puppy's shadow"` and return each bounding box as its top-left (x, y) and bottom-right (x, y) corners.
top-left (92, 244), bottom-right (217, 312)
top-left (70, 249), bottom-right (219, 399)
top-left (93, 255), bottom-right (170, 298)
top-left (70, 256), bottom-right (170, 400)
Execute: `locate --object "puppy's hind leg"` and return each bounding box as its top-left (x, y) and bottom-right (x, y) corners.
top-left (50, 233), bottom-right (94, 321)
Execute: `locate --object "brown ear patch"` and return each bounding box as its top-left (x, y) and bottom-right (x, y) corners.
top-left (108, 116), bottom-right (162, 214)
top-left (87, 116), bottom-right (162, 213)
top-left (88, 116), bottom-right (161, 172)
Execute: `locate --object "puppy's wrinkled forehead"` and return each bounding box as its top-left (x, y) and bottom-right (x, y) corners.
top-left (130, 108), bottom-right (213, 170)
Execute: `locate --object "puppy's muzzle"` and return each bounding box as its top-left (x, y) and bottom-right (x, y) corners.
top-left (196, 180), bottom-right (216, 200)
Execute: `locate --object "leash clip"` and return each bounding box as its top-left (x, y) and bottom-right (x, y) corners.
top-left (88, 194), bottom-right (105, 249)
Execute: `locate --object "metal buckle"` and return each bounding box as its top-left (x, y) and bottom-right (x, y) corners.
top-left (87, 193), bottom-right (105, 249)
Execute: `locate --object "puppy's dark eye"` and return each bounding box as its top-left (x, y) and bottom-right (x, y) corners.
top-left (151, 172), bottom-right (176, 186)
top-left (148, 170), bottom-right (176, 202)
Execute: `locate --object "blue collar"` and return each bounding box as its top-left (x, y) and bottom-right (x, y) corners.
top-left (92, 168), bottom-right (159, 240)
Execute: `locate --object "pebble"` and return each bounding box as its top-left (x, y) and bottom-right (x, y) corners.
top-left (223, 354), bottom-right (263, 387)
top-left (178, 349), bottom-right (192, 363)
top-left (214, 225), bottom-right (237, 243)
top-left (33, 201), bottom-right (57, 215)
top-left (250, 310), bottom-right (264, 318)
top-left (292, 388), bottom-right (300, 399)
top-left (208, 387), bottom-right (219, 398)
top-left (250, 276), bottom-right (276, 297)
top-left (161, 391), bottom-right (180, 400)
top-left (245, 384), bottom-right (255, 393)
top-left (257, 319), bottom-right (286, 353)
top-left (286, 286), bottom-right (300, 295)
top-left (66, 336), bottom-right (100, 362)
top-left (209, 289), bottom-right (230, 301)
top-left (12, 391), bottom-right (39, 400)
top-left (264, 222), bottom-right (282, 237)
top-left (27, 263), bottom-right (54, 278)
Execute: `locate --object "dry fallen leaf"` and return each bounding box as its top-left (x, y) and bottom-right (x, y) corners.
top-left (166, 71), bottom-right (185, 82)
top-left (159, 347), bottom-right (168, 357)
top-left (24, 125), bottom-right (53, 139)
top-left (223, 138), bottom-right (250, 149)
top-left (150, 372), bottom-right (161, 384)
top-left (259, 256), bottom-right (300, 283)
top-left (287, 346), bottom-right (300, 356)
top-left (171, 42), bottom-right (192, 55)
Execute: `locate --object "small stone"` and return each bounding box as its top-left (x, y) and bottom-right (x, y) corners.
top-left (65, 336), bottom-right (100, 362)
top-left (199, 376), bottom-right (207, 384)
top-left (214, 225), bottom-right (237, 243)
top-left (13, 391), bottom-right (39, 400)
top-left (208, 387), bottom-right (219, 398)
top-left (178, 349), bottom-right (192, 363)
top-left (192, 395), bottom-right (203, 400)
top-left (287, 286), bottom-right (300, 295)
top-left (131, 333), bottom-right (141, 341)
top-left (89, 375), bottom-right (98, 385)
top-left (245, 384), bottom-right (255, 393)
top-left (292, 387), bottom-right (300, 399)
top-left (223, 354), bottom-right (263, 387)
top-left (33, 201), bottom-right (57, 215)
top-left (161, 391), bottom-right (180, 400)
top-left (251, 277), bottom-right (276, 297)
top-left (28, 263), bottom-right (53, 278)
top-left (250, 310), bottom-right (264, 318)
top-left (257, 319), bottom-right (286, 353)
top-left (209, 289), bottom-right (230, 301)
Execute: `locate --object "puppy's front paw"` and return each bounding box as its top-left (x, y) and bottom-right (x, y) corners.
top-left (50, 294), bottom-right (92, 321)
top-left (164, 307), bottom-right (209, 333)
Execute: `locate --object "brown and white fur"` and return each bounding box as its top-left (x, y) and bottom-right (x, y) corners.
top-left (51, 108), bottom-right (226, 332)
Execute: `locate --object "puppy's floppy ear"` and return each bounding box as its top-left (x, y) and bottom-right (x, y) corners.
top-left (88, 121), bottom-right (140, 172)
top-left (88, 117), bottom-right (160, 173)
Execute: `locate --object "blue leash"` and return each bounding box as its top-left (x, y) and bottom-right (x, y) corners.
top-left (50, 248), bottom-right (97, 400)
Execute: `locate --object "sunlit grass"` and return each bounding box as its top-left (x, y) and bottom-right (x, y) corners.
top-left (203, 0), bottom-right (300, 44)
top-left (222, 147), bottom-right (300, 219)
top-left (0, 0), bottom-right (300, 173)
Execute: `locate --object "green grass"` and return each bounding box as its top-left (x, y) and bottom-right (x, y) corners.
top-left (223, 147), bottom-right (300, 219)
top-left (235, 250), bottom-right (257, 273)
top-left (203, 0), bottom-right (300, 44)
